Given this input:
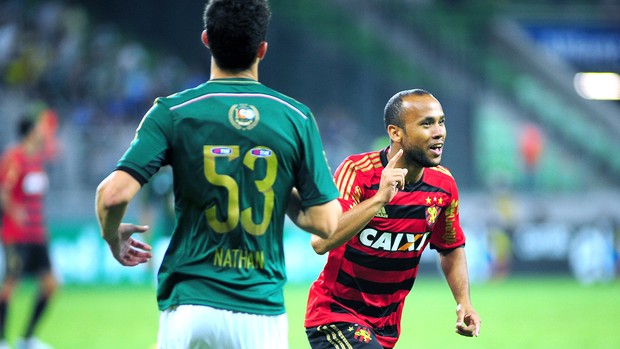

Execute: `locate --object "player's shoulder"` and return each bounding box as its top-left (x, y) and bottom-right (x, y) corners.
top-left (423, 165), bottom-right (457, 186)
top-left (339, 150), bottom-right (383, 174)
top-left (256, 83), bottom-right (314, 118)
top-left (0, 145), bottom-right (22, 163)
top-left (157, 80), bottom-right (313, 118)
top-left (153, 81), bottom-right (210, 109)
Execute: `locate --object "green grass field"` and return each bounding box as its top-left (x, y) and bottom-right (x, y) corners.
top-left (6, 276), bottom-right (620, 349)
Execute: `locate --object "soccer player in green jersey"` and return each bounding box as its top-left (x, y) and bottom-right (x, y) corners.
top-left (95, 1), bottom-right (341, 348)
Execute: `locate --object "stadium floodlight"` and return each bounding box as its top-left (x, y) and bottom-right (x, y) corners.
top-left (573, 72), bottom-right (620, 100)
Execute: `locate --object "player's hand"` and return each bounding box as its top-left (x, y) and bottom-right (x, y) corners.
top-left (107, 223), bottom-right (153, 267)
top-left (455, 303), bottom-right (481, 337)
top-left (377, 149), bottom-right (408, 204)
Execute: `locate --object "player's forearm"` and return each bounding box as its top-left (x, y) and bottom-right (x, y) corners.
top-left (311, 195), bottom-right (384, 254)
top-left (97, 203), bottom-right (128, 243)
top-left (96, 185), bottom-right (128, 243)
top-left (95, 171), bottom-right (140, 242)
top-left (440, 247), bottom-right (473, 307)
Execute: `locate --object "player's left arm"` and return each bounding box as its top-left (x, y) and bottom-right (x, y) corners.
top-left (96, 170), bottom-right (152, 266)
top-left (439, 247), bottom-right (481, 337)
top-left (310, 149), bottom-right (407, 254)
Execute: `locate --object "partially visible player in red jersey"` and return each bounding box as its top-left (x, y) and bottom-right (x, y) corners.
top-left (305, 89), bottom-right (481, 349)
top-left (0, 114), bottom-right (58, 349)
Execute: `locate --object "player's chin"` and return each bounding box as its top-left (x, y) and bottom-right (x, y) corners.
top-left (425, 157), bottom-right (442, 167)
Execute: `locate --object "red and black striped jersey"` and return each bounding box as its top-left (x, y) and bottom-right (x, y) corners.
top-left (305, 148), bottom-right (465, 348)
top-left (0, 145), bottom-right (49, 244)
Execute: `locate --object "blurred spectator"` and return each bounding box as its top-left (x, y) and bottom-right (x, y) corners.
top-left (518, 123), bottom-right (544, 191)
top-left (0, 0), bottom-right (203, 130)
top-left (0, 0), bottom-right (213, 190)
top-left (569, 221), bottom-right (616, 285)
top-left (315, 104), bottom-right (366, 170)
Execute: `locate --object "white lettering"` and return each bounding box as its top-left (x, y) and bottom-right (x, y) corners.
top-left (392, 233), bottom-right (404, 250)
top-left (372, 233), bottom-right (392, 250)
top-left (359, 228), bottom-right (377, 246)
top-left (359, 228), bottom-right (430, 252)
top-left (413, 232), bottom-right (429, 252)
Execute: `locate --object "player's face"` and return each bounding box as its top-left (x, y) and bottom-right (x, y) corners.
top-left (399, 95), bottom-right (446, 168)
top-left (31, 122), bottom-right (45, 149)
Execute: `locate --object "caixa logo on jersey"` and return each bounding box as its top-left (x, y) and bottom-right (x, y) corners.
top-left (358, 228), bottom-right (430, 252)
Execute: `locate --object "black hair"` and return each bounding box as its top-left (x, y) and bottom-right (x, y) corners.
top-left (383, 89), bottom-right (432, 129)
top-left (203, 0), bottom-right (271, 72)
top-left (17, 116), bottom-right (36, 140)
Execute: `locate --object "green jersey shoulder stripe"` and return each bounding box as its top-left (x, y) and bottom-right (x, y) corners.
top-left (169, 92), bottom-right (308, 120)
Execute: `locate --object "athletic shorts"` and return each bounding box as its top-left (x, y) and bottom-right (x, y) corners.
top-left (157, 304), bottom-right (288, 349)
top-left (306, 322), bottom-right (385, 349)
top-left (3, 243), bottom-right (52, 279)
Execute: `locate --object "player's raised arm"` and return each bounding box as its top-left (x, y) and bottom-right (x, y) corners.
top-left (378, 148), bottom-right (407, 196)
top-left (310, 149), bottom-right (408, 255)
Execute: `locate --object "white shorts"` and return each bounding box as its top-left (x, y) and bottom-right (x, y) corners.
top-left (157, 304), bottom-right (288, 349)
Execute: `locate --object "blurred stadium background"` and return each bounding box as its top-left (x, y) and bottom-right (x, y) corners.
top-left (0, 0), bottom-right (619, 347)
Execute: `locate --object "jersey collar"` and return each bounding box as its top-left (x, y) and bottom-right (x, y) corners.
top-left (207, 78), bottom-right (260, 84)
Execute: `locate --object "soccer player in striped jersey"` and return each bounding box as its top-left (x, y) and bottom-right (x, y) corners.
top-left (0, 116), bottom-right (57, 349)
top-left (95, 1), bottom-right (341, 348)
top-left (305, 89), bottom-right (481, 348)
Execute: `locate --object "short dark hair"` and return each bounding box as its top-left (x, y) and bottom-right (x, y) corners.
top-left (17, 116), bottom-right (36, 139)
top-left (203, 0), bottom-right (271, 72)
top-left (383, 89), bottom-right (431, 129)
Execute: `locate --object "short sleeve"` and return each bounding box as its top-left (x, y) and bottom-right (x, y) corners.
top-left (429, 178), bottom-right (466, 251)
top-left (116, 100), bottom-right (173, 184)
top-left (332, 157), bottom-right (364, 213)
top-left (294, 113), bottom-right (339, 207)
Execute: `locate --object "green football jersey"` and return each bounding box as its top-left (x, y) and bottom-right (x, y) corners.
top-left (117, 78), bottom-right (339, 315)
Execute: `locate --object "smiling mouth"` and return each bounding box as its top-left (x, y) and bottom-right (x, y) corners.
top-left (430, 144), bottom-right (443, 155)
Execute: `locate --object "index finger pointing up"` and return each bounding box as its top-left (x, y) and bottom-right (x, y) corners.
top-left (385, 149), bottom-right (403, 169)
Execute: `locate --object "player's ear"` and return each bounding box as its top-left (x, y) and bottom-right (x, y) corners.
top-left (201, 30), bottom-right (209, 48)
top-left (387, 124), bottom-right (402, 143)
top-left (257, 41), bottom-right (268, 60)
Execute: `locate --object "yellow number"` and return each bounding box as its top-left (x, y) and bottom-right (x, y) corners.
top-left (203, 146), bottom-right (277, 236)
top-left (242, 147), bottom-right (277, 236)
top-left (204, 146), bottom-right (241, 233)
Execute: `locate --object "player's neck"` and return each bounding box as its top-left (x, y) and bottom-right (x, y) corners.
top-left (22, 139), bottom-right (41, 156)
top-left (387, 146), bottom-right (424, 184)
top-left (210, 61), bottom-right (258, 81)
top-left (407, 168), bottom-right (424, 184)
